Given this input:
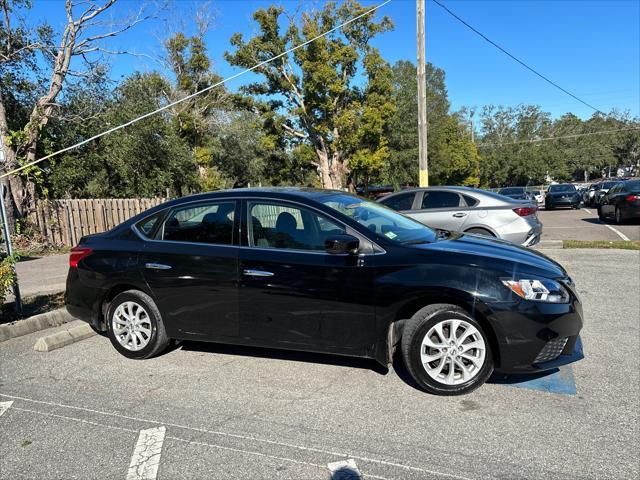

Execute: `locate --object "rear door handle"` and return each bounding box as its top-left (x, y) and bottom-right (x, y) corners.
top-left (452, 212), bottom-right (467, 218)
top-left (243, 269), bottom-right (274, 277)
top-left (145, 263), bottom-right (172, 270)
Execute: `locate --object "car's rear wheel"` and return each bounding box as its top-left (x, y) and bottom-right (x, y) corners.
top-left (615, 207), bottom-right (624, 225)
top-left (106, 290), bottom-right (169, 359)
top-left (401, 304), bottom-right (494, 395)
top-left (465, 228), bottom-right (495, 238)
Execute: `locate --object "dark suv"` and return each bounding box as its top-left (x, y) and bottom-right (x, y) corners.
top-left (66, 188), bottom-right (584, 395)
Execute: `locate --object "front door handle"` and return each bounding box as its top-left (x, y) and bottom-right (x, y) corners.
top-left (243, 269), bottom-right (274, 277)
top-left (145, 263), bottom-right (172, 270)
top-left (452, 212), bottom-right (467, 218)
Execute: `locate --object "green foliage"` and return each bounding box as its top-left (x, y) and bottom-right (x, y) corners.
top-left (0, 253), bottom-right (18, 305)
top-left (225, 0), bottom-right (394, 189)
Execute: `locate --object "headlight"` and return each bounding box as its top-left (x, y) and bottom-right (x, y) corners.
top-left (502, 278), bottom-right (569, 303)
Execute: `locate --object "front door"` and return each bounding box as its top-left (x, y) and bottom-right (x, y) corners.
top-left (238, 200), bottom-right (376, 355)
top-left (141, 200), bottom-right (239, 339)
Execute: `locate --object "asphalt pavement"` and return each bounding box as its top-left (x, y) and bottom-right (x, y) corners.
top-left (538, 207), bottom-right (640, 242)
top-left (1, 248), bottom-right (639, 480)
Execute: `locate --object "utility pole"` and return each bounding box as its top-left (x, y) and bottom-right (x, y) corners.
top-left (416, 0), bottom-right (429, 187)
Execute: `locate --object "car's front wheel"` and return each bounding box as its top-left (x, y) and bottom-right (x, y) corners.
top-left (106, 290), bottom-right (169, 359)
top-left (615, 207), bottom-right (624, 225)
top-left (401, 304), bottom-right (493, 395)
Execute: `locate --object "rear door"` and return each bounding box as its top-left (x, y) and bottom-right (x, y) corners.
top-left (409, 190), bottom-right (468, 231)
top-left (140, 199), bottom-right (240, 340)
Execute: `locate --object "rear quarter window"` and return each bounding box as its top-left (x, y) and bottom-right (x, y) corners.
top-left (135, 213), bottom-right (163, 238)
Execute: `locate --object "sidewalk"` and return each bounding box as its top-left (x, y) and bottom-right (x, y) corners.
top-left (14, 253), bottom-right (68, 298)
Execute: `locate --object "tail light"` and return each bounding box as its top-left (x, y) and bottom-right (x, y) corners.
top-left (69, 246), bottom-right (92, 268)
top-left (626, 194), bottom-right (640, 202)
top-left (513, 206), bottom-right (537, 217)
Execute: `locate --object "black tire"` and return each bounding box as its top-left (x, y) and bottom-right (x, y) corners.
top-left (401, 304), bottom-right (494, 395)
top-left (546, 205), bottom-right (554, 211)
top-left (615, 207), bottom-right (624, 225)
top-left (106, 290), bottom-right (169, 359)
top-left (464, 228), bottom-right (495, 238)
top-left (598, 207), bottom-right (605, 220)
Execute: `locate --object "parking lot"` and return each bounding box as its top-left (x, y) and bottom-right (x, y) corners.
top-left (538, 207), bottom-right (640, 242)
top-left (1, 247), bottom-right (638, 480)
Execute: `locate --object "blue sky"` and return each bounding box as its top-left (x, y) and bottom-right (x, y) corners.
top-left (29, 0), bottom-right (640, 119)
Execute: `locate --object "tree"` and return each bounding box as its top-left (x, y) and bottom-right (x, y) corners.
top-left (0, 0), bottom-right (152, 229)
top-left (385, 60), bottom-right (478, 187)
top-left (225, 1), bottom-right (394, 190)
top-left (49, 73), bottom-right (197, 198)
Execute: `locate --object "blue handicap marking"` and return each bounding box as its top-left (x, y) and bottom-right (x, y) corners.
top-left (490, 365), bottom-right (577, 395)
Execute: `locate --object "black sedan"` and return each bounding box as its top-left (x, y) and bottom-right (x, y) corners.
top-left (598, 179), bottom-right (640, 223)
top-left (65, 188), bottom-right (584, 395)
top-left (545, 184), bottom-right (581, 209)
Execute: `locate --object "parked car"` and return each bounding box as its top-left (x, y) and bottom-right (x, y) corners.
top-left (593, 181), bottom-right (620, 206)
top-left (598, 179), bottom-right (640, 223)
top-left (497, 186), bottom-right (533, 201)
top-left (545, 184), bottom-right (581, 210)
top-left (65, 188), bottom-right (584, 395)
top-left (378, 186), bottom-right (542, 247)
top-left (585, 183), bottom-right (599, 206)
top-left (530, 190), bottom-right (544, 205)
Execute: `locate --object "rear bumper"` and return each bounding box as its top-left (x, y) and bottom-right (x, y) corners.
top-left (487, 293), bottom-right (584, 374)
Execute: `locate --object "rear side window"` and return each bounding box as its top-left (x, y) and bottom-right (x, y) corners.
top-left (136, 213), bottom-right (163, 238)
top-left (421, 191), bottom-right (462, 209)
top-left (380, 192), bottom-right (415, 211)
top-left (462, 194), bottom-right (479, 207)
top-left (162, 202), bottom-right (235, 245)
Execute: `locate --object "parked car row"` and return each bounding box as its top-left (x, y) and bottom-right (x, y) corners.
top-left (379, 186), bottom-right (541, 246)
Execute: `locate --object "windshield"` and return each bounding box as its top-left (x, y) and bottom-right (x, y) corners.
top-left (549, 184), bottom-right (576, 193)
top-left (498, 187), bottom-right (525, 195)
top-left (319, 193), bottom-right (437, 245)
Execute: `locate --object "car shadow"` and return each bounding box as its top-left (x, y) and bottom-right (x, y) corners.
top-left (488, 369), bottom-right (559, 384)
top-left (178, 340), bottom-right (390, 375)
top-left (581, 217), bottom-right (605, 225)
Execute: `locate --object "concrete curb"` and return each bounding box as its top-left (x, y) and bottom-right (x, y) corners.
top-left (33, 323), bottom-right (96, 352)
top-left (0, 308), bottom-right (74, 343)
top-left (535, 240), bottom-right (564, 249)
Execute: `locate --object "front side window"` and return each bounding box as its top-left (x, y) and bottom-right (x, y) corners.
top-left (421, 191), bottom-right (462, 209)
top-left (319, 193), bottom-right (437, 245)
top-left (248, 202), bottom-right (345, 251)
top-left (380, 192), bottom-right (415, 211)
top-left (162, 202), bottom-right (235, 245)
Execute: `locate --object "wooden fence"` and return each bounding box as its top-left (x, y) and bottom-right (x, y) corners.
top-left (28, 198), bottom-right (167, 247)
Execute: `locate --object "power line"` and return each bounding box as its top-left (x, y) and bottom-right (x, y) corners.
top-left (476, 126), bottom-right (640, 147)
top-left (0, 0), bottom-right (391, 180)
top-left (431, 0), bottom-right (604, 114)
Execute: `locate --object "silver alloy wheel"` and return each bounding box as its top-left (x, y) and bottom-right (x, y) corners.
top-left (112, 301), bottom-right (152, 351)
top-left (420, 319), bottom-right (486, 386)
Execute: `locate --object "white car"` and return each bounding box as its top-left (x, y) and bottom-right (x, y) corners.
top-left (530, 190), bottom-right (544, 205)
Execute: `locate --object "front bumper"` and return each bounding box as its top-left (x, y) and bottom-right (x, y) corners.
top-left (486, 290), bottom-right (584, 374)
top-left (546, 197), bottom-right (580, 208)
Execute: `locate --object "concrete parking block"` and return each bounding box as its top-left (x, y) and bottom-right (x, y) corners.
top-left (0, 308), bottom-right (74, 343)
top-left (33, 323), bottom-right (96, 352)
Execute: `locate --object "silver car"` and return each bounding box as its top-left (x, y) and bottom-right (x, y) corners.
top-left (378, 186), bottom-right (542, 247)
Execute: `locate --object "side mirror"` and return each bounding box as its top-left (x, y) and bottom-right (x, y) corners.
top-left (325, 234), bottom-right (360, 255)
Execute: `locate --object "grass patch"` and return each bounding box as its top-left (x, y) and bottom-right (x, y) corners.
top-left (563, 240), bottom-right (640, 250)
top-left (1, 292), bottom-right (65, 324)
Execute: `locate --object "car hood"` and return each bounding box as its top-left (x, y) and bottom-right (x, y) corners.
top-left (412, 233), bottom-right (567, 278)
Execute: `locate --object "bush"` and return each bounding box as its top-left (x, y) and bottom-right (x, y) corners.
top-left (0, 254), bottom-right (18, 305)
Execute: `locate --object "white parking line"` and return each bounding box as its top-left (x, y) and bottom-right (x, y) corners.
top-left (582, 208), bottom-right (592, 214)
top-left (0, 393), bottom-right (473, 480)
top-left (582, 207), bottom-right (631, 240)
top-left (127, 427), bottom-right (166, 480)
top-left (604, 224), bottom-right (630, 241)
top-left (0, 401), bottom-right (13, 417)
